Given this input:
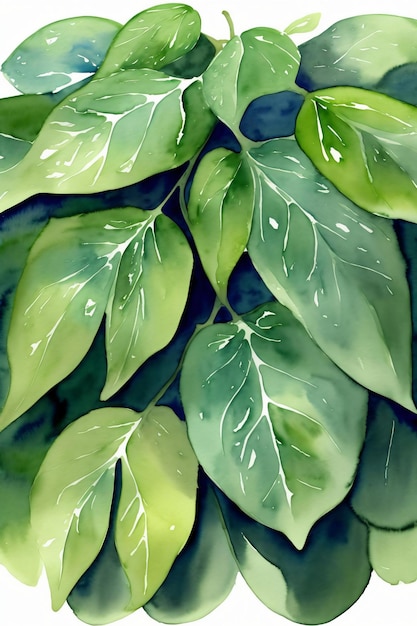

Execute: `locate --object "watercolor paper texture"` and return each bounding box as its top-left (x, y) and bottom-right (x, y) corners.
top-left (1, 1), bottom-right (417, 625)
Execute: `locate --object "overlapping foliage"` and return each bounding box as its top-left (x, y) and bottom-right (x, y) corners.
top-left (1, 4), bottom-right (417, 624)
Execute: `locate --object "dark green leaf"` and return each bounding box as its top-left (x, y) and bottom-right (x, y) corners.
top-left (295, 87), bottom-right (417, 222)
top-left (351, 398), bottom-right (417, 529)
top-left (297, 14), bottom-right (417, 91)
top-left (0, 69), bottom-right (215, 213)
top-left (202, 27), bottom-right (300, 135)
top-left (1, 17), bottom-right (120, 95)
top-left (161, 34), bottom-right (215, 78)
top-left (369, 526), bottom-right (417, 584)
top-left (102, 211), bottom-right (193, 400)
top-left (97, 3), bottom-right (201, 76)
top-left (247, 138), bottom-right (414, 409)
top-left (376, 63), bottom-right (417, 107)
top-left (31, 406), bottom-right (198, 610)
top-left (217, 491), bottom-right (371, 624)
top-left (181, 302), bottom-right (367, 549)
top-left (145, 475), bottom-right (237, 623)
top-left (187, 148), bottom-right (255, 301)
top-left (285, 13), bottom-right (321, 36)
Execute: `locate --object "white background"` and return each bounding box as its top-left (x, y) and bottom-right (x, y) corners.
top-left (0, 0), bottom-right (417, 624)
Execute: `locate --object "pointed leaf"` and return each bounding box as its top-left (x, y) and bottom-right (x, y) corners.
top-left (370, 526), bottom-right (417, 585)
top-left (187, 148), bottom-right (255, 301)
top-left (285, 13), bottom-right (321, 36)
top-left (97, 4), bottom-right (201, 76)
top-left (295, 87), bottom-right (417, 222)
top-left (181, 302), bottom-right (367, 549)
top-left (217, 491), bottom-right (371, 625)
top-left (115, 405), bottom-right (198, 610)
top-left (145, 475), bottom-right (237, 623)
top-left (102, 212), bottom-right (193, 400)
top-left (0, 70), bottom-right (215, 213)
top-left (0, 207), bottom-right (151, 430)
top-left (351, 398), bottom-right (417, 529)
top-left (247, 139), bottom-right (414, 409)
top-left (1, 16), bottom-right (120, 95)
top-left (202, 27), bottom-right (300, 135)
top-left (297, 14), bottom-right (417, 91)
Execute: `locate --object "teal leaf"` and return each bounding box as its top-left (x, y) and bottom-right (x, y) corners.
top-left (297, 14), bottom-right (417, 91)
top-left (351, 398), bottom-right (417, 529)
top-left (247, 138), bottom-right (414, 409)
top-left (102, 212), bottom-right (193, 400)
top-left (285, 13), bottom-right (321, 36)
top-left (370, 526), bottom-right (417, 585)
top-left (1, 16), bottom-right (120, 94)
top-left (295, 87), bottom-right (417, 222)
top-left (187, 148), bottom-right (255, 301)
top-left (217, 491), bottom-right (371, 624)
top-left (97, 3), bottom-right (201, 76)
top-left (181, 302), bottom-right (367, 549)
top-left (0, 69), bottom-right (215, 213)
top-left (202, 27), bottom-right (300, 135)
top-left (376, 63), bottom-right (417, 107)
top-left (31, 406), bottom-right (198, 611)
top-left (145, 475), bottom-right (237, 623)
top-left (0, 207), bottom-right (191, 430)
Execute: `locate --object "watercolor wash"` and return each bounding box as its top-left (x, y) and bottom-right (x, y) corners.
top-left (0, 3), bottom-right (417, 624)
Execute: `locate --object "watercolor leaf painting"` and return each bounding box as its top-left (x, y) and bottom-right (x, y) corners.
top-left (1, 3), bottom-right (417, 624)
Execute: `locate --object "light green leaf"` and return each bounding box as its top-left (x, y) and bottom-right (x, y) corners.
top-left (295, 87), bottom-right (417, 222)
top-left (1, 16), bottom-right (120, 94)
top-left (102, 212), bottom-right (193, 400)
top-left (202, 27), bottom-right (300, 135)
top-left (247, 139), bottom-right (414, 409)
top-left (187, 148), bottom-right (255, 301)
top-left (97, 4), bottom-right (201, 76)
top-left (116, 405), bottom-right (198, 610)
top-left (285, 13), bottom-right (321, 36)
top-left (0, 207), bottom-right (176, 430)
top-left (0, 69), bottom-right (215, 213)
top-left (31, 406), bottom-right (197, 611)
top-left (181, 302), bottom-right (367, 549)
top-left (297, 14), bottom-right (417, 91)
top-left (370, 526), bottom-right (417, 585)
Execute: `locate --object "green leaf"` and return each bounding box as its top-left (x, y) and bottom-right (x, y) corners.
top-left (97, 4), bottom-right (201, 76)
top-left (0, 93), bottom-right (57, 173)
top-left (161, 34), bottom-right (215, 79)
top-left (370, 526), bottom-right (417, 585)
top-left (285, 13), bottom-right (321, 36)
top-left (216, 491), bottom-right (371, 624)
top-left (181, 302), bottom-right (368, 549)
top-left (295, 87), bottom-right (417, 222)
top-left (247, 139), bottom-right (414, 409)
top-left (202, 27), bottom-right (300, 135)
top-left (145, 475), bottom-right (237, 623)
top-left (297, 14), bottom-right (417, 91)
top-left (1, 16), bottom-right (120, 95)
top-left (351, 398), bottom-right (417, 529)
top-left (31, 406), bottom-right (198, 611)
top-left (0, 207), bottom-right (191, 430)
top-left (187, 148), bottom-right (255, 301)
top-left (102, 212), bottom-right (193, 400)
top-left (0, 69), bottom-right (215, 213)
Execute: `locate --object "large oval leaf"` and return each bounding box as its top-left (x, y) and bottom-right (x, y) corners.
top-left (97, 3), bottom-right (201, 76)
top-left (145, 474), bottom-right (237, 623)
top-left (0, 69), bottom-right (215, 213)
top-left (187, 148), bottom-right (255, 301)
top-left (350, 397), bottom-right (417, 529)
top-left (247, 139), bottom-right (414, 409)
top-left (297, 14), bottom-right (417, 91)
top-left (181, 301), bottom-right (368, 549)
top-left (370, 526), bottom-right (417, 585)
top-left (202, 27), bottom-right (300, 136)
top-left (1, 16), bottom-right (120, 95)
top-left (216, 490), bottom-right (371, 625)
top-left (295, 87), bottom-right (417, 222)
top-left (31, 406), bottom-right (198, 611)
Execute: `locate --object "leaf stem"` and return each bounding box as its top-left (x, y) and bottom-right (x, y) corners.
top-left (222, 11), bottom-right (235, 39)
